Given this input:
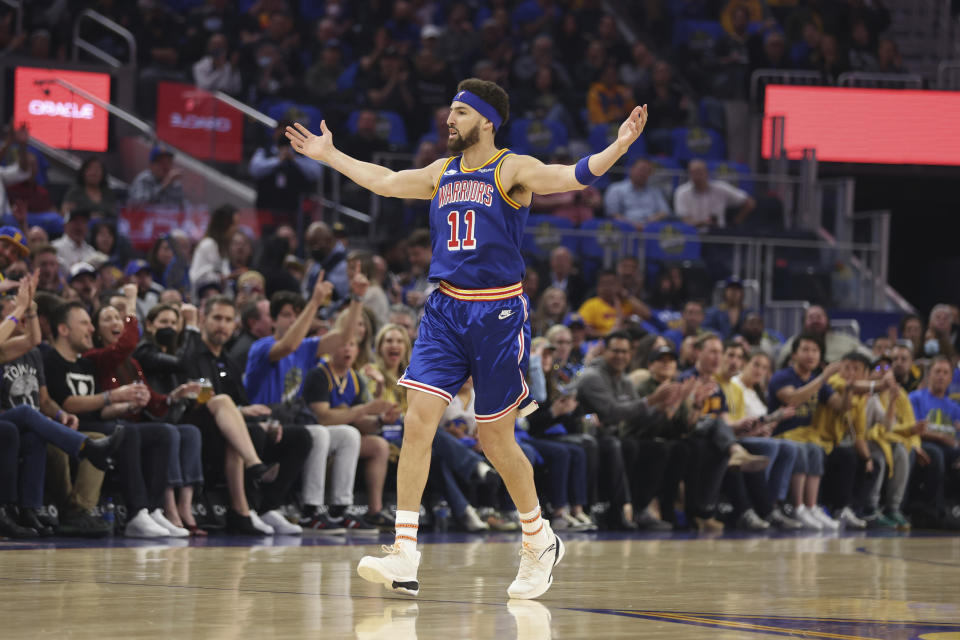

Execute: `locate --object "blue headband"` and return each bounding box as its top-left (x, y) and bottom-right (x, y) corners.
top-left (451, 90), bottom-right (503, 131)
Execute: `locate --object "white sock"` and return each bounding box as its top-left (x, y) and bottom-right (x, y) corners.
top-left (394, 510), bottom-right (419, 552)
top-left (519, 505), bottom-right (550, 547)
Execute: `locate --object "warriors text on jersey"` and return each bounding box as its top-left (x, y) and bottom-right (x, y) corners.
top-left (427, 149), bottom-right (530, 289)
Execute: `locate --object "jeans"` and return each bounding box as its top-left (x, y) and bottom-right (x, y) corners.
top-left (0, 421), bottom-right (47, 507)
top-left (162, 423), bottom-right (203, 487)
top-left (432, 429), bottom-right (484, 518)
top-left (558, 433), bottom-right (598, 506)
top-left (790, 440), bottom-right (826, 476)
top-left (740, 437), bottom-right (799, 502)
top-left (302, 424), bottom-right (361, 507)
top-left (528, 437), bottom-right (587, 508)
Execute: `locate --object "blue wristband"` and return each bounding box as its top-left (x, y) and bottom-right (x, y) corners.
top-left (574, 155), bottom-right (601, 186)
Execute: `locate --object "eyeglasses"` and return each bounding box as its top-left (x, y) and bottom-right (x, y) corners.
top-left (874, 363), bottom-right (891, 372)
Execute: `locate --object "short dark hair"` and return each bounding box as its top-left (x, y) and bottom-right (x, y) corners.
top-left (722, 339), bottom-right (746, 358)
top-left (596, 269), bottom-right (618, 280)
top-left (270, 291), bottom-right (304, 320)
top-left (841, 351), bottom-right (872, 368)
top-left (604, 330), bottom-right (632, 347)
top-left (146, 303), bottom-right (179, 325)
top-left (51, 301), bottom-right (87, 337)
top-left (456, 78), bottom-right (510, 129)
top-left (792, 331), bottom-right (824, 355)
top-left (35, 291), bottom-right (64, 324)
top-left (203, 295), bottom-right (235, 317)
top-left (407, 228), bottom-right (431, 249)
top-left (33, 243), bottom-right (57, 258)
top-left (929, 355), bottom-right (952, 370)
top-left (241, 300), bottom-right (263, 330)
top-left (696, 333), bottom-right (722, 350)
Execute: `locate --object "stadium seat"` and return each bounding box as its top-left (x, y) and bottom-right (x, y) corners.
top-left (587, 123), bottom-right (646, 163)
top-left (507, 118), bottom-right (569, 157)
top-left (706, 160), bottom-right (755, 195)
top-left (672, 20), bottom-right (726, 55)
top-left (699, 96), bottom-right (727, 133)
top-left (649, 156), bottom-right (683, 194)
top-left (671, 126), bottom-right (726, 161)
top-left (521, 214), bottom-right (578, 263)
top-left (643, 220), bottom-right (701, 264)
top-left (346, 110), bottom-right (409, 147)
top-left (578, 218), bottom-right (636, 282)
top-left (266, 102), bottom-right (323, 129)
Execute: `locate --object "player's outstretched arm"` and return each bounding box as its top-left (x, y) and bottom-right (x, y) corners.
top-left (509, 105), bottom-right (648, 196)
top-left (286, 121), bottom-right (444, 200)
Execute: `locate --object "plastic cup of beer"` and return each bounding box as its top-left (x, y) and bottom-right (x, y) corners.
top-left (197, 379), bottom-right (214, 404)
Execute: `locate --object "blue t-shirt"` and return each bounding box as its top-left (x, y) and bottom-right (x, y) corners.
top-left (767, 366), bottom-right (834, 436)
top-left (679, 368), bottom-right (728, 417)
top-left (244, 335), bottom-right (320, 405)
top-left (909, 388), bottom-right (960, 439)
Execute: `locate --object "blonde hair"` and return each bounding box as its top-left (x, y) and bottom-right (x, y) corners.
top-left (373, 323), bottom-right (412, 410)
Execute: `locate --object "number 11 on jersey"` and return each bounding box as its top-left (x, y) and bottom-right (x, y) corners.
top-left (446, 210), bottom-right (477, 251)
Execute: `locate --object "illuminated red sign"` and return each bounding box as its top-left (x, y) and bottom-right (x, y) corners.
top-left (156, 82), bottom-right (243, 163)
top-left (762, 85), bottom-right (960, 165)
top-left (13, 66), bottom-right (111, 152)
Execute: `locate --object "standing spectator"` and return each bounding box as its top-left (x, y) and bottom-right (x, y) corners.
top-left (257, 235), bottom-right (301, 298)
top-left (250, 122), bottom-right (322, 220)
top-left (127, 148), bottom-right (186, 210)
top-left (189, 204), bottom-right (236, 300)
top-left (359, 47), bottom-right (417, 125)
top-left (61, 157), bottom-right (119, 221)
top-left (304, 221), bottom-right (349, 300)
top-left (192, 33), bottom-right (243, 95)
top-left (603, 158), bottom-right (671, 229)
top-left (0, 124), bottom-right (32, 216)
top-left (538, 246), bottom-right (587, 310)
top-left (704, 277), bottom-right (747, 338)
top-left (51, 210), bottom-right (103, 271)
top-left (675, 159), bottom-right (756, 231)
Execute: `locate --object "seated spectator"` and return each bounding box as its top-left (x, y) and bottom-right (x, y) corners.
top-left (604, 158), bottom-right (671, 229)
top-left (61, 157), bottom-right (118, 221)
top-left (923, 304), bottom-right (957, 361)
top-left (620, 41), bottom-right (655, 95)
top-left (532, 287), bottom-right (569, 338)
top-left (578, 270), bottom-right (647, 339)
top-left (898, 313), bottom-right (924, 360)
top-left (675, 159), bottom-right (756, 231)
top-left (228, 230), bottom-right (254, 277)
top-left (513, 34), bottom-right (572, 89)
top-left (0, 225), bottom-right (28, 276)
top-left (640, 61), bottom-right (691, 131)
top-left (67, 263), bottom-right (99, 315)
top-left (740, 311), bottom-right (783, 357)
top-left (234, 270), bottom-right (266, 310)
top-left (189, 205), bottom-right (236, 301)
top-left (616, 256), bottom-right (647, 304)
top-left (305, 38), bottom-right (347, 104)
top-left (27, 226), bottom-right (48, 254)
top-left (34, 244), bottom-right (64, 295)
top-left (777, 305), bottom-right (873, 368)
top-left (348, 250), bottom-right (390, 331)
top-left (586, 63), bottom-right (634, 126)
top-left (52, 210), bottom-right (105, 272)
top-left (305, 221), bottom-right (350, 302)
top-left (891, 341), bottom-right (923, 393)
top-left (876, 37), bottom-right (905, 74)
top-left (192, 33), bottom-right (242, 95)
top-left (863, 361), bottom-right (922, 529)
top-left (228, 299), bottom-right (271, 372)
top-left (749, 29), bottom-right (791, 72)
top-left (909, 357), bottom-right (960, 527)
top-left (87, 289), bottom-right (206, 536)
top-left (396, 228), bottom-right (434, 309)
top-left (538, 246), bottom-right (587, 310)
top-left (531, 149), bottom-right (600, 227)
top-left (257, 235), bottom-right (301, 298)
top-left (664, 300), bottom-right (710, 349)
top-left (704, 277), bottom-right (746, 338)
top-left (128, 148), bottom-right (186, 210)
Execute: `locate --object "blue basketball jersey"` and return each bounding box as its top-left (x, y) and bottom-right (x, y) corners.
top-left (427, 149), bottom-right (530, 289)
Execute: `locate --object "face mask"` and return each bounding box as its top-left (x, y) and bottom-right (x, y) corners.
top-left (155, 327), bottom-right (178, 349)
top-left (924, 338), bottom-right (940, 356)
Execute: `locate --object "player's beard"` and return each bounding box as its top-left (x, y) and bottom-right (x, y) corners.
top-left (448, 123), bottom-right (481, 153)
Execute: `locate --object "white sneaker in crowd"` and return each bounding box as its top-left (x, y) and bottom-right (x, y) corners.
top-left (358, 544), bottom-right (422, 596)
top-left (149, 508), bottom-right (189, 537)
top-left (838, 506), bottom-right (867, 530)
top-left (813, 506), bottom-right (840, 530)
top-left (462, 505), bottom-right (490, 532)
top-left (507, 521), bottom-right (564, 600)
top-left (124, 508), bottom-right (170, 538)
top-left (249, 510), bottom-right (275, 535)
top-left (795, 505), bottom-right (824, 530)
top-left (261, 509), bottom-right (303, 535)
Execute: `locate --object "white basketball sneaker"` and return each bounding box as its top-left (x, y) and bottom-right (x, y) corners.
top-left (507, 523), bottom-right (565, 600)
top-left (357, 544), bottom-right (422, 596)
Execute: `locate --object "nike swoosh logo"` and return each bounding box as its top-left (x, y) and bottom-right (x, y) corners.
top-left (498, 310), bottom-right (514, 319)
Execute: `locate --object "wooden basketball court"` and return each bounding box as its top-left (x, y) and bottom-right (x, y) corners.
top-left (2, 531), bottom-right (959, 639)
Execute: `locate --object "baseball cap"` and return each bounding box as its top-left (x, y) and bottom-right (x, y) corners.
top-left (124, 259), bottom-right (151, 278)
top-left (0, 226), bottom-right (29, 257)
top-left (421, 24), bottom-right (442, 39)
top-left (68, 262), bottom-right (97, 283)
top-left (724, 276), bottom-right (744, 289)
top-left (149, 145), bottom-right (174, 163)
top-left (564, 312), bottom-right (585, 329)
top-left (647, 345), bottom-right (678, 365)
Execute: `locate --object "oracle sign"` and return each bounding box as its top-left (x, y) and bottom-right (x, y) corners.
top-left (14, 67), bottom-right (111, 151)
top-left (763, 85), bottom-right (960, 165)
top-left (156, 82), bottom-right (243, 163)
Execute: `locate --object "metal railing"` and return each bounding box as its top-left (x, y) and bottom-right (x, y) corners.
top-left (27, 136), bottom-right (128, 191)
top-left (836, 72), bottom-right (924, 89)
top-left (72, 9), bottom-right (136, 68)
top-left (749, 69), bottom-right (823, 105)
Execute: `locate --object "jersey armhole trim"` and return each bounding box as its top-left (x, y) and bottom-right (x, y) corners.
top-left (494, 152), bottom-right (522, 210)
top-left (430, 156), bottom-right (457, 199)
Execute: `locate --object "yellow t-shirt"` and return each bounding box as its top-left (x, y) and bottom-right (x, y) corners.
top-left (716, 374), bottom-right (744, 421)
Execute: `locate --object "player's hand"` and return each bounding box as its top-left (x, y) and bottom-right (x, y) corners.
top-left (616, 105), bottom-right (648, 152)
top-left (286, 121), bottom-right (335, 163)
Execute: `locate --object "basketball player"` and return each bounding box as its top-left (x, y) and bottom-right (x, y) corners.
top-left (286, 79), bottom-right (647, 600)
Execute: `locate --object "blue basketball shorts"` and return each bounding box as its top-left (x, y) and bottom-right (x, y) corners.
top-left (399, 281), bottom-right (538, 422)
